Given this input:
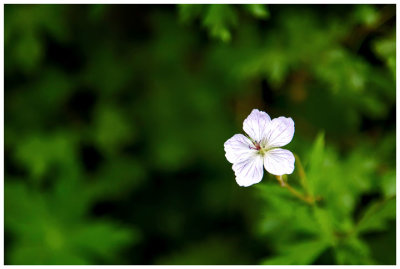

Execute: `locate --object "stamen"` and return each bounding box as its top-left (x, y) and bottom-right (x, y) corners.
top-left (250, 141), bottom-right (262, 151)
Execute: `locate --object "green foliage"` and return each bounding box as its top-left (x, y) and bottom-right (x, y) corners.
top-left (5, 181), bottom-right (139, 264)
top-left (257, 132), bottom-right (396, 265)
top-left (353, 5), bottom-right (380, 26)
top-left (5, 5), bottom-right (69, 74)
top-left (355, 197), bottom-right (396, 234)
top-left (203, 5), bottom-right (238, 43)
top-left (155, 236), bottom-right (251, 265)
top-left (243, 4), bottom-right (269, 19)
top-left (179, 4), bottom-right (269, 42)
top-left (262, 240), bottom-right (328, 265)
top-left (374, 32), bottom-right (396, 79)
top-left (92, 104), bottom-right (135, 155)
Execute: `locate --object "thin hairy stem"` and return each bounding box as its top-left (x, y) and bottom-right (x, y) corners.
top-left (275, 175), bottom-right (315, 205)
top-left (293, 153), bottom-right (308, 192)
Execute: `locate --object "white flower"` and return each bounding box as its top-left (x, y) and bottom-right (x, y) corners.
top-left (224, 109), bottom-right (295, 187)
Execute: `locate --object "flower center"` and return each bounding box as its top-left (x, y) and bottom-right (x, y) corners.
top-left (249, 141), bottom-right (267, 155)
top-left (249, 140), bottom-right (272, 156)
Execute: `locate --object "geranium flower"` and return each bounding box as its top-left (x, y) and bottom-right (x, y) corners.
top-left (224, 109), bottom-right (295, 187)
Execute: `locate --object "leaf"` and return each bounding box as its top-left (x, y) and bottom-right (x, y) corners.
top-left (5, 180), bottom-right (140, 264)
top-left (243, 4), bottom-right (269, 19)
top-left (71, 221), bottom-right (140, 261)
top-left (306, 132), bottom-right (325, 194)
top-left (355, 197), bottom-right (396, 234)
top-left (9, 243), bottom-right (89, 265)
top-left (380, 170), bottom-right (396, 198)
top-left (256, 183), bottom-right (320, 239)
top-left (261, 239), bottom-right (328, 265)
top-left (312, 207), bottom-right (336, 244)
top-left (308, 132), bottom-right (325, 166)
top-left (14, 31), bottom-right (43, 74)
top-left (89, 156), bottom-right (147, 200)
top-left (353, 5), bottom-right (379, 27)
top-left (373, 32), bottom-right (396, 79)
top-left (334, 236), bottom-right (374, 265)
top-left (13, 132), bottom-right (77, 184)
top-left (93, 105), bottom-right (135, 155)
top-left (202, 5), bottom-right (238, 42)
top-left (5, 181), bottom-right (49, 235)
top-left (178, 4), bottom-right (205, 23)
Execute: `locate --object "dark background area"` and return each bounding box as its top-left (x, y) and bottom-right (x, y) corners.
top-left (4, 4), bottom-right (396, 265)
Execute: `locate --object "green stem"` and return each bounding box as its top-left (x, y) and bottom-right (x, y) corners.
top-left (274, 153), bottom-right (323, 206)
top-left (293, 153), bottom-right (309, 193)
top-left (275, 175), bottom-right (315, 205)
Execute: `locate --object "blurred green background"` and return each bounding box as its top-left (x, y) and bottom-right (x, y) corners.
top-left (4, 4), bottom-right (396, 265)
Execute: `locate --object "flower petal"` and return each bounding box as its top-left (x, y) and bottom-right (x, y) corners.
top-left (264, 148), bottom-right (295, 175)
top-left (224, 134), bottom-right (255, 163)
top-left (243, 109), bottom-right (271, 142)
top-left (263, 116), bottom-right (294, 148)
top-left (233, 154), bottom-right (264, 187)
